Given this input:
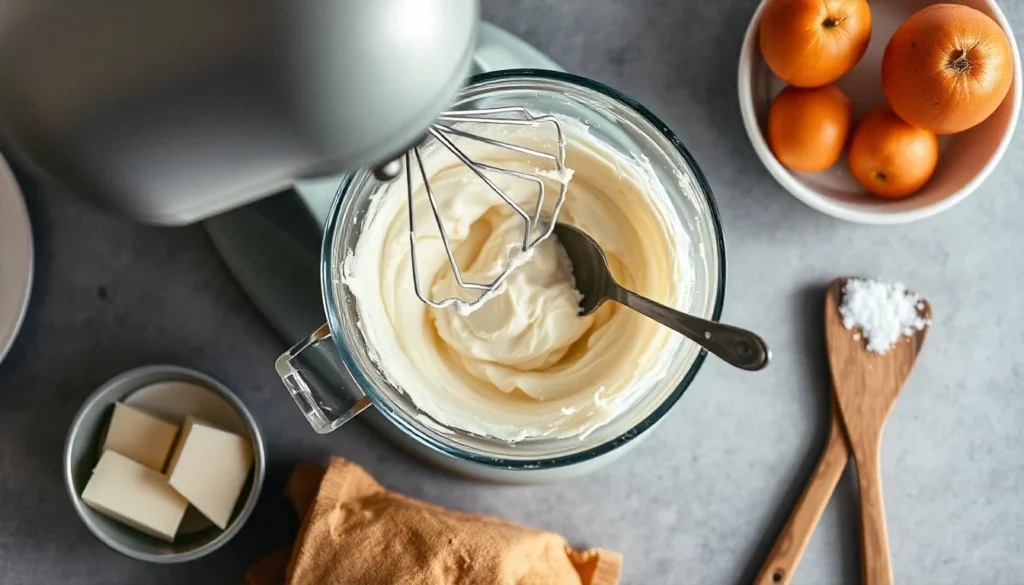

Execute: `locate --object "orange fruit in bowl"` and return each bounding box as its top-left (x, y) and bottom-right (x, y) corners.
top-left (848, 106), bottom-right (939, 199)
top-left (883, 4), bottom-right (1014, 135)
top-left (768, 85), bottom-right (852, 172)
top-left (759, 0), bottom-right (872, 87)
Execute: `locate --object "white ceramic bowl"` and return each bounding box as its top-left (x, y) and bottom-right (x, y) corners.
top-left (739, 0), bottom-right (1022, 224)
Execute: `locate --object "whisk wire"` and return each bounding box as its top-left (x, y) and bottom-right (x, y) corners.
top-left (433, 125), bottom-right (556, 161)
top-left (405, 107), bottom-right (569, 312)
top-left (428, 127), bottom-right (533, 244)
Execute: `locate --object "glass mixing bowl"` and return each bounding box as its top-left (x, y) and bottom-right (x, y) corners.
top-left (277, 69), bottom-right (725, 473)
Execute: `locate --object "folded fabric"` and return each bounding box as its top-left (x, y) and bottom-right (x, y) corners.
top-left (244, 457), bottom-right (621, 585)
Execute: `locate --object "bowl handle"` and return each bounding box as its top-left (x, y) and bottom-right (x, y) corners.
top-left (275, 324), bottom-right (371, 434)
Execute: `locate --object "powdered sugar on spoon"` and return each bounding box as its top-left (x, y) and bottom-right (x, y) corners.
top-left (839, 278), bottom-right (930, 355)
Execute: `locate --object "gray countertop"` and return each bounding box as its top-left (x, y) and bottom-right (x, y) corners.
top-left (2, 1), bottom-right (1023, 583)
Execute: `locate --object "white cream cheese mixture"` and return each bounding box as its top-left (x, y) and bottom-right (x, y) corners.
top-left (343, 117), bottom-right (692, 441)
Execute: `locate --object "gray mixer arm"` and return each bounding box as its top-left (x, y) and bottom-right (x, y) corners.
top-left (0, 0), bottom-right (478, 225)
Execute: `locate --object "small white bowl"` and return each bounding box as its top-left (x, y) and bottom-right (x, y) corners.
top-left (739, 0), bottom-right (1022, 224)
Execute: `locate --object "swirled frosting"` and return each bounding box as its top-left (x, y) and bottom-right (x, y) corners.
top-left (344, 118), bottom-right (691, 441)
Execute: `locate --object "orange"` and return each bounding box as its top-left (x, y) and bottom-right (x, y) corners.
top-left (848, 106), bottom-right (938, 198)
top-left (759, 0), bottom-right (872, 87)
top-left (883, 4), bottom-right (1013, 134)
top-left (768, 85), bottom-right (851, 172)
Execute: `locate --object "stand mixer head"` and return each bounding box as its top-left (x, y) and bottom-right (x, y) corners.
top-left (0, 0), bottom-right (478, 225)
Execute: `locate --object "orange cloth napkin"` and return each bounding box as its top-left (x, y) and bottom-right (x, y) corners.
top-left (243, 457), bottom-right (621, 585)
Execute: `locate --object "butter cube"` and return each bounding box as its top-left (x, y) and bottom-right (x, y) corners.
top-left (167, 417), bottom-right (253, 529)
top-left (81, 450), bottom-right (189, 542)
top-left (103, 403), bottom-right (179, 471)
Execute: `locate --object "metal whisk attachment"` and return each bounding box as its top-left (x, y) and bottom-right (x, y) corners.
top-left (405, 107), bottom-right (569, 312)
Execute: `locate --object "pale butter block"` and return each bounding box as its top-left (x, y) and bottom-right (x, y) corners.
top-left (103, 402), bottom-right (179, 471)
top-left (167, 417), bottom-right (253, 529)
top-left (81, 450), bottom-right (189, 542)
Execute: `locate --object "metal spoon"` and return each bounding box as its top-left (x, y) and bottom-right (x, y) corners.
top-left (553, 223), bottom-right (771, 371)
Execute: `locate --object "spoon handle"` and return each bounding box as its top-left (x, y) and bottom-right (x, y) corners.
top-left (754, 398), bottom-right (849, 585)
top-left (852, 437), bottom-right (894, 585)
top-left (616, 288), bottom-right (770, 370)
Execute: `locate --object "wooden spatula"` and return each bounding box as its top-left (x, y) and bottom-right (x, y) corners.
top-left (754, 394), bottom-right (850, 585)
top-left (825, 277), bottom-right (931, 585)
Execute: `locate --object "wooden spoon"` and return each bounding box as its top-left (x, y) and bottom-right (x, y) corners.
top-left (825, 277), bottom-right (931, 585)
top-left (754, 394), bottom-right (850, 585)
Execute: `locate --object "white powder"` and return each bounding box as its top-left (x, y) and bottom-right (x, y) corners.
top-left (839, 278), bottom-right (929, 354)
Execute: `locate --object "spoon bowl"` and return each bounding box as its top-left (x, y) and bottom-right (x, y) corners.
top-left (553, 223), bottom-right (619, 316)
top-left (553, 223), bottom-right (771, 371)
